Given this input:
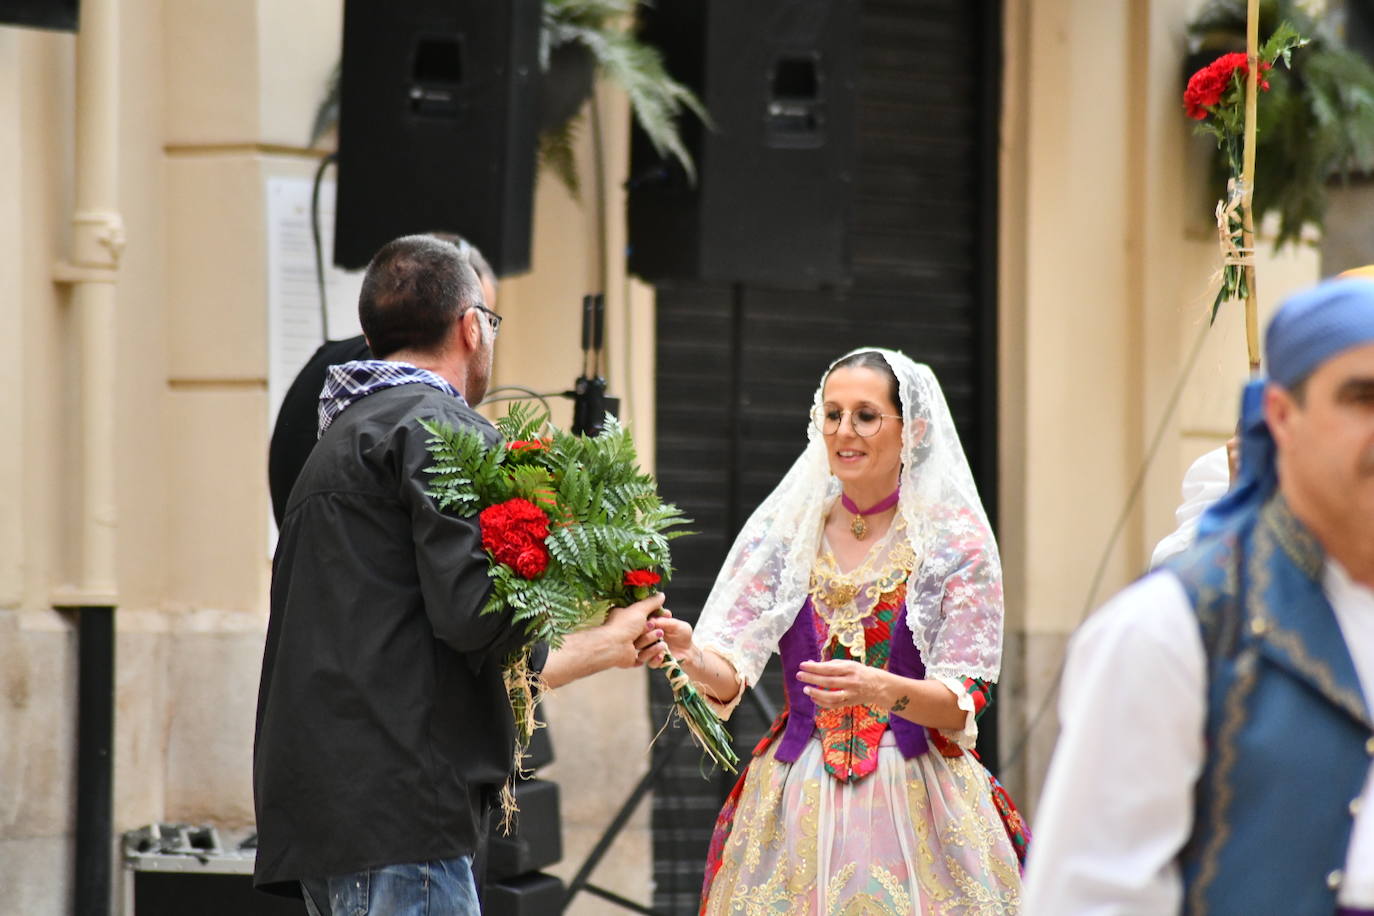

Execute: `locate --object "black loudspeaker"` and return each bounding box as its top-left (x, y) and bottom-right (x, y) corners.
top-left (132, 873), bottom-right (304, 916)
top-left (626, 0), bottom-right (860, 289)
top-left (485, 778), bottom-right (562, 880)
top-left (334, 0), bottom-right (541, 274)
top-left (0, 0), bottom-right (78, 30)
top-left (485, 872), bottom-right (566, 916)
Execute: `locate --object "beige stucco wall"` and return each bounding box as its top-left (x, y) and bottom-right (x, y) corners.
top-left (1, 3), bottom-right (656, 913)
top-left (996, 0), bottom-right (1321, 811)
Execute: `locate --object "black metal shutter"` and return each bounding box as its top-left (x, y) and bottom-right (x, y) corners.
top-left (647, 2), bottom-right (1001, 911)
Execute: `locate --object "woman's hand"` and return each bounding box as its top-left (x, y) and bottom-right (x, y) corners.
top-left (800, 662), bottom-right (968, 728)
top-left (634, 611), bottom-right (744, 707)
top-left (633, 607), bottom-right (694, 667)
top-left (797, 659), bottom-right (898, 709)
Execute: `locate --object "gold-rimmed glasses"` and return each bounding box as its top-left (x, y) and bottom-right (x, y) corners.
top-left (811, 405), bottom-right (902, 438)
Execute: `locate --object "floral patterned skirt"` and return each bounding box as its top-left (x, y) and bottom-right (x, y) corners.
top-left (700, 732), bottom-right (1023, 915)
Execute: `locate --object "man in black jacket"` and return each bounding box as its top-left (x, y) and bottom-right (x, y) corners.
top-left (253, 235), bottom-right (665, 914)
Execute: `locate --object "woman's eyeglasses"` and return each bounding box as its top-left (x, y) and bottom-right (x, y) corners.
top-left (811, 406), bottom-right (902, 438)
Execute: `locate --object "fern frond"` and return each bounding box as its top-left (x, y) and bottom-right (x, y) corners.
top-left (495, 402), bottom-right (549, 442)
top-left (421, 418), bottom-right (509, 510)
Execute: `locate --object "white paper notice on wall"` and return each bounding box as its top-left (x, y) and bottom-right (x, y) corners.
top-left (265, 175), bottom-right (366, 431)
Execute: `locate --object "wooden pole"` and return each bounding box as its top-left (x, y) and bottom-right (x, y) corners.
top-left (1242, 0), bottom-right (1261, 372)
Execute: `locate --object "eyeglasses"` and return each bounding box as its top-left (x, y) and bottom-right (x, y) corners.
top-left (811, 405), bottom-right (902, 438)
top-left (469, 303), bottom-right (502, 337)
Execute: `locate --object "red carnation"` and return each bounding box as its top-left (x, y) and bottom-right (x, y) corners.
top-left (479, 498), bottom-right (551, 579)
top-left (624, 569), bottom-right (661, 588)
top-left (1184, 52), bottom-right (1272, 120)
top-left (1184, 65), bottom-right (1227, 119)
top-left (514, 547), bottom-right (549, 579)
top-left (508, 439), bottom-right (550, 453)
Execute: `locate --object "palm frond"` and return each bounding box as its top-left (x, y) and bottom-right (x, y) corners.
top-left (563, 23), bottom-right (709, 183)
top-left (540, 115), bottom-right (583, 197)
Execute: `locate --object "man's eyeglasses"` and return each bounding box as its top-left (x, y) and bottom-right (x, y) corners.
top-left (811, 405), bottom-right (902, 438)
top-left (469, 304), bottom-right (502, 337)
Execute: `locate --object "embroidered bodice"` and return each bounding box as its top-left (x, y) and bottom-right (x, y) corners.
top-left (781, 517), bottom-right (989, 783)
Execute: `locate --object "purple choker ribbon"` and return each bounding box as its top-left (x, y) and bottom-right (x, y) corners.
top-left (840, 487), bottom-right (900, 540)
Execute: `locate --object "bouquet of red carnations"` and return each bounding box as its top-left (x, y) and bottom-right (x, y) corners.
top-left (420, 404), bottom-right (738, 778)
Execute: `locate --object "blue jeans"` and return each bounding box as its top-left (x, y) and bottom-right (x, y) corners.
top-left (300, 856), bottom-right (479, 916)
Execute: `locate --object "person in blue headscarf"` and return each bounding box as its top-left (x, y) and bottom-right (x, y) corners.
top-left (1024, 274), bottom-right (1374, 915)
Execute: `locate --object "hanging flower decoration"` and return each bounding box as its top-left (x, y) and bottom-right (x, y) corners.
top-left (1184, 24), bottom-right (1304, 322)
top-left (1187, 1), bottom-right (1374, 251)
top-left (1185, 53), bottom-right (1271, 120)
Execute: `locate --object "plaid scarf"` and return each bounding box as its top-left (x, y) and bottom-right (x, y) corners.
top-left (317, 360), bottom-right (466, 438)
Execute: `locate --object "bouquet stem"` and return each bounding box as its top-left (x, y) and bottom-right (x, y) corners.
top-left (655, 648), bottom-right (739, 774)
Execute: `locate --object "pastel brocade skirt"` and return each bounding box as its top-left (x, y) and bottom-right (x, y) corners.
top-left (701, 732), bottom-right (1022, 915)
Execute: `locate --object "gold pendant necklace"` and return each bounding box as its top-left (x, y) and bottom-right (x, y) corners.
top-left (840, 487), bottom-right (900, 541)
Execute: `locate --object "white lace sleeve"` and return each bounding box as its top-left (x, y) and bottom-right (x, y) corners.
top-left (906, 516), bottom-right (1003, 683)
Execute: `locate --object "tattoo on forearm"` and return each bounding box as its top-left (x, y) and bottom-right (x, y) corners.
top-left (891, 694), bottom-right (910, 714)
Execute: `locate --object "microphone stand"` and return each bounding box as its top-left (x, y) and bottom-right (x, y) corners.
top-left (569, 293), bottom-right (616, 436)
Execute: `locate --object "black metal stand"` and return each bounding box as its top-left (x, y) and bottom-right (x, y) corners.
top-left (70, 606), bottom-right (115, 916)
top-left (562, 723), bottom-right (688, 913)
top-left (561, 686), bottom-right (776, 914)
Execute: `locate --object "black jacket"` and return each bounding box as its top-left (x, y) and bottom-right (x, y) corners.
top-left (267, 335), bottom-right (371, 527)
top-left (253, 383), bottom-right (535, 894)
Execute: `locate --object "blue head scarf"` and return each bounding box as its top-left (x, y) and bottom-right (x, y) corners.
top-left (1197, 276), bottom-right (1374, 538)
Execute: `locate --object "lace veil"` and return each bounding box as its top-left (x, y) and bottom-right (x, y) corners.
top-left (693, 348), bottom-right (1004, 691)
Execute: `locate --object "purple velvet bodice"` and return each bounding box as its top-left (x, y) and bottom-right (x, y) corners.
top-left (772, 597), bottom-right (930, 763)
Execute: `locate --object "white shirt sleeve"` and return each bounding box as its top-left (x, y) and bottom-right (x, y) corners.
top-left (1150, 447), bottom-right (1231, 569)
top-left (1023, 571), bottom-right (1206, 916)
top-left (1326, 561), bottom-right (1374, 908)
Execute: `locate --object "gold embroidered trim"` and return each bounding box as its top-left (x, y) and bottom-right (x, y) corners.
top-left (1263, 494), bottom-right (1324, 579)
top-left (808, 517), bottom-right (917, 659)
top-left (1189, 648), bottom-right (1260, 914)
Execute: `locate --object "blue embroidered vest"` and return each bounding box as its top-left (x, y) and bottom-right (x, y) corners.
top-left (1166, 495), bottom-right (1373, 914)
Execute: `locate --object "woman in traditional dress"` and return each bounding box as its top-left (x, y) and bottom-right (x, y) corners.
top-left (653, 348), bottom-right (1026, 915)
